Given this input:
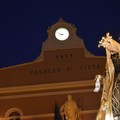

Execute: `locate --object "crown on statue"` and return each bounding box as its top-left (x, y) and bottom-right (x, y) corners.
top-left (98, 32), bottom-right (112, 48)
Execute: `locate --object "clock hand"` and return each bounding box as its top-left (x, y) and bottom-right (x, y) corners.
top-left (57, 32), bottom-right (64, 35)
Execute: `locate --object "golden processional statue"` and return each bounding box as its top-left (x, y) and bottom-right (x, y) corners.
top-left (60, 95), bottom-right (81, 120)
top-left (94, 33), bottom-right (120, 120)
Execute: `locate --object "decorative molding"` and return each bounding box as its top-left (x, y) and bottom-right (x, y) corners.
top-left (0, 88), bottom-right (98, 100)
top-left (0, 80), bottom-right (95, 94)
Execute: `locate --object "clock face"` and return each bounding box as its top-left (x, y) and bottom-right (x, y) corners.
top-left (55, 28), bottom-right (69, 41)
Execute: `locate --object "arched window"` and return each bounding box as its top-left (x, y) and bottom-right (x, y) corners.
top-left (9, 111), bottom-right (20, 120)
top-left (5, 108), bottom-right (23, 120)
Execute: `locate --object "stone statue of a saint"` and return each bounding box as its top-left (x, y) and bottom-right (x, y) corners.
top-left (60, 95), bottom-right (81, 120)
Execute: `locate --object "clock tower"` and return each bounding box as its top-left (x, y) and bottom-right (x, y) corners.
top-left (36, 18), bottom-right (93, 61)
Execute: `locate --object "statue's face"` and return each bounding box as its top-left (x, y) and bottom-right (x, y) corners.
top-left (68, 95), bottom-right (72, 101)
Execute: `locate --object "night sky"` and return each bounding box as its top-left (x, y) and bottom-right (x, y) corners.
top-left (0, 0), bottom-right (120, 68)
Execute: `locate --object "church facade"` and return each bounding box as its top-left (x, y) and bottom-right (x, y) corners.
top-left (0, 19), bottom-right (105, 120)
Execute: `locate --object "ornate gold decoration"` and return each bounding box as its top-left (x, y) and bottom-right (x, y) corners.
top-left (96, 33), bottom-right (120, 120)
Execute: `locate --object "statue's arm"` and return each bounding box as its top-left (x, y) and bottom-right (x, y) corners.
top-left (60, 104), bottom-right (65, 112)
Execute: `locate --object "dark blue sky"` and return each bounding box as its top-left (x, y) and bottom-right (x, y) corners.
top-left (0, 0), bottom-right (120, 68)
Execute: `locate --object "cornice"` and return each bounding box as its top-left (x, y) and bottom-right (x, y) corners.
top-left (0, 80), bottom-right (95, 94)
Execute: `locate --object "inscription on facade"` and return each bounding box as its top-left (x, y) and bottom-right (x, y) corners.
top-left (56, 54), bottom-right (73, 59)
top-left (30, 64), bottom-right (100, 75)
